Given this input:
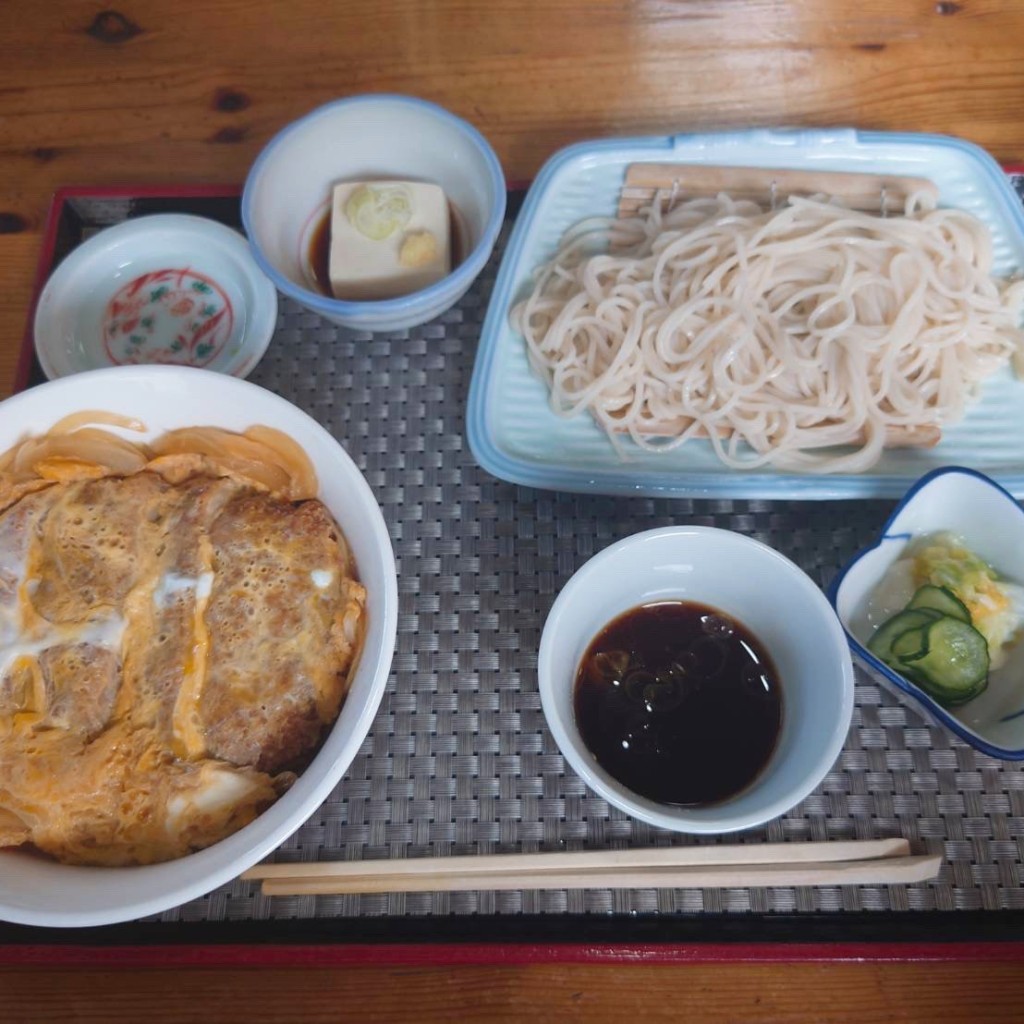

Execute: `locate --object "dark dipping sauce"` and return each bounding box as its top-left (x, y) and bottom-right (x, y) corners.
top-left (307, 200), bottom-right (469, 298)
top-left (573, 601), bottom-right (782, 807)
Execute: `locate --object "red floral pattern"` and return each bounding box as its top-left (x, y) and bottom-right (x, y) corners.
top-left (102, 267), bottom-right (234, 367)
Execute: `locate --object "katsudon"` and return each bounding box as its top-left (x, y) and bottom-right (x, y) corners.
top-left (0, 421), bottom-right (366, 866)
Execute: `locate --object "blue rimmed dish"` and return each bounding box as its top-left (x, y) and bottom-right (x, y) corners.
top-left (242, 94), bottom-right (506, 333)
top-left (829, 466), bottom-right (1024, 759)
top-left (466, 127), bottom-right (1024, 499)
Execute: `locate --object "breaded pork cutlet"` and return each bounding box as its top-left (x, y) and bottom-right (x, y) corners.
top-left (200, 490), bottom-right (365, 773)
top-left (0, 466), bottom-right (365, 865)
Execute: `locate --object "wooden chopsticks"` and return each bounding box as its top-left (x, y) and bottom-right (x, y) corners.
top-left (242, 839), bottom-right (941, 897)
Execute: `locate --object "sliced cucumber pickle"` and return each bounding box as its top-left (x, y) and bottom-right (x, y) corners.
top-left (890, 626), bottom-right (929, 662)
top-left (867, 608), bottom-right (942, 664)
top-left (866, 599), bottom-right (989, 708)
top-left (906, 584), bottom-right (972, 624)
top-left (900, 617), bottom-right (989, 705)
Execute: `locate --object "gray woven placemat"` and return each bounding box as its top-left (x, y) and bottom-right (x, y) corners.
top-left (154, 192), bottom-right (1024, 923)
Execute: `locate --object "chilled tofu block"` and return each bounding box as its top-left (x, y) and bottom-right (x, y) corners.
top-left (328, 180), bottom-right (451, 300)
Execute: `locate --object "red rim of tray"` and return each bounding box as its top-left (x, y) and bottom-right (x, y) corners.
top-left (5, 175), bottom-right (1024, 965)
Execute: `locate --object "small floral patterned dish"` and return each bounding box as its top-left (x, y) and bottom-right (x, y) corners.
top-left (34, 214), bottom-right (277, 380)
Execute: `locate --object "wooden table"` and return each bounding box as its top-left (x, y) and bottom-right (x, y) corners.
top-left (3, 1), bottom-right (1024, 1020)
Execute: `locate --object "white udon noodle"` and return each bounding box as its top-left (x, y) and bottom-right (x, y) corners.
top-left (512, 192), bottom-right (1024, 472)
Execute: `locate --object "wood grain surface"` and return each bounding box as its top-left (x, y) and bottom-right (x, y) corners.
top-left (2, 0), bottom-right (1024, 400)
top-left (2, 961), bottom-right (1024, 1023)
top-left (3, 1), bottom-right (1024, 1019)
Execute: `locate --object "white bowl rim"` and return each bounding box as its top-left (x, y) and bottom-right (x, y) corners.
top-left (0, 365), bottom-right (399, 926)
top-left (33, 214), bottom-right (278, 381)
top-left (827, 463), bottom-right (1024, 761)
top-left (241, 93), bottom-right (507, 318)
top-left (538, 524), bottom-right (855, 834)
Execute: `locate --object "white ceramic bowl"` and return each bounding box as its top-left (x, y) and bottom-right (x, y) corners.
top-left (242, 94), bottom-right (506, 333)
top-left (538, 526), bottom-right (855, 834)
top-left (0, 366), bottom-right (398, 927)
top-left (830, 466), bottom-right (1024, 760)
top-left (34, 214), bottom-right (277, 380)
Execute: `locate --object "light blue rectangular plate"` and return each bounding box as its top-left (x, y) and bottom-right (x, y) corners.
top-left (466, 128), bottom-right (1024, 499)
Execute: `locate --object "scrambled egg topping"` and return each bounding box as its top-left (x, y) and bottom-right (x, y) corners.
top-left (0, 466), bottom-right (365, 866)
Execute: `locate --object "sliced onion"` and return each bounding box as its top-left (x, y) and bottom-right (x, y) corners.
top-left (587, 649), bottom-right (630, 685)
top-left (152, 429), bottom-right (294, 496)
top-left (243, 426), bottom-right (318, 499)
top-left (12, 433), bottom-right (148, 478)
top-left (47, 411), bottom-right (147, 435)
